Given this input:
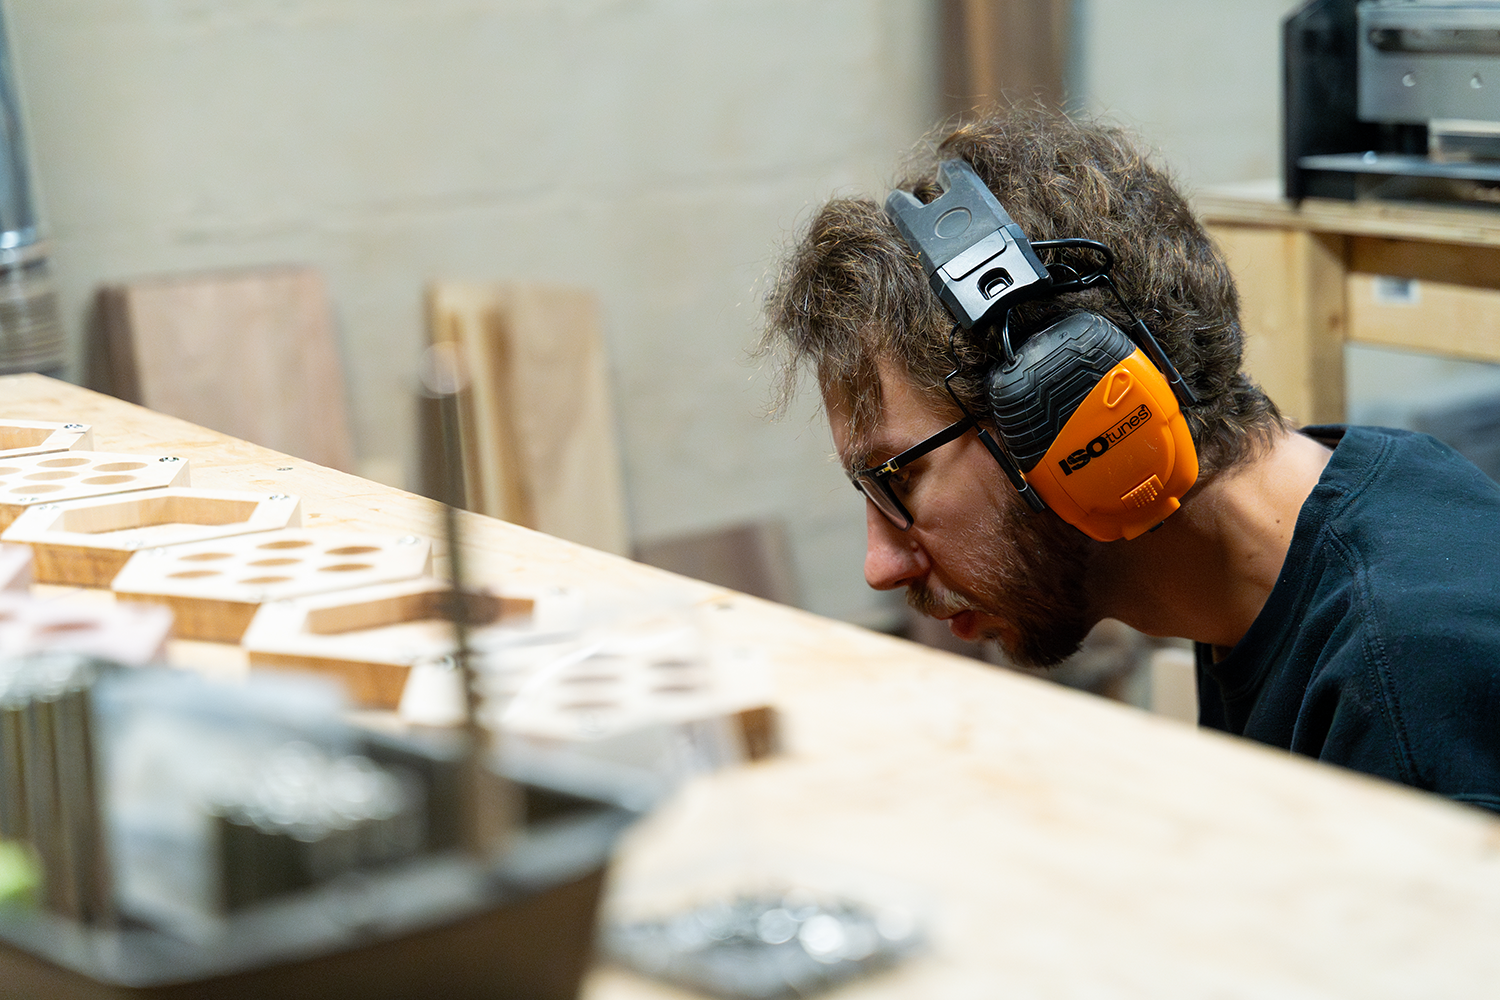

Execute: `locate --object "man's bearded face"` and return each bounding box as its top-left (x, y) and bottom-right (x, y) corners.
top-left (904, 486), bottom-right (1096, 668)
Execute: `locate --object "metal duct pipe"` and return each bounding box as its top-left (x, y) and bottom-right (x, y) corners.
top-left (0, 10), bottom-right (62, 377)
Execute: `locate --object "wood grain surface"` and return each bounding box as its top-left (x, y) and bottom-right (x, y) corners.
top-left (3, 374), bottom-right (1499, 998)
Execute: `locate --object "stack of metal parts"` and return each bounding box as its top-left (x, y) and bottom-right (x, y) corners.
top-left (206, 741), bottom-right (424, 911)
top-left (0, 651), bottom-right (112, 925)
top-left (0, 10), bottom-right (63, 376)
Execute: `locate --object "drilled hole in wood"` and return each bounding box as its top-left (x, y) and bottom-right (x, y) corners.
top-left (180, 552), bottom-right (232, 562)
top-left (652, 658), bottom-right (697, 670)
top-left (25, 471), bottom-right (76, 481)
top-left (169, 570), bottom-right (221, 579)
top-left (652, 684), bottom-right (701, 695)
top-left (258, 539), bottom-right (313, 550)
top-left (12, 484), bottom-right (62, 493)
top-left (93, 462), bottom-right (148, 472)
top-left (319, 563), bottom-right (374, 573)
top-left (326, 545), bottom-right (380, 556)
top-left (37, 621), bottom-right (99, 634)
top-left (0, 467), bottom-right (20, 476)
top-left (240, 575), bottom-right (292, 585)
top-left (37, 457), bottom-right (88, 468)
top-left (248, 558), bottom-right (300, 567)
top-left (82, 475), bottom-right (135, 486)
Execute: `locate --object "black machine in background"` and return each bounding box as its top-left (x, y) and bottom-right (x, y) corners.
top-left (1284, 0), bottom-right (1500, 203)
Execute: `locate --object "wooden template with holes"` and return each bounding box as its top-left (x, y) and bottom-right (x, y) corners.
top-left (242, 577), bottom-right (537, 708)
top-left (111, 528), bottom-right (433, 643)
top-left (486, 627), bottom-right (779, 759)
top-left (3, 488), bottom-right (302, 588)
top-left (0, 451), bottom-right (189, 530)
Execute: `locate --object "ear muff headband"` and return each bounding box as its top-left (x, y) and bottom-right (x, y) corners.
top-left (885, 160), bottom-right (1199, 542)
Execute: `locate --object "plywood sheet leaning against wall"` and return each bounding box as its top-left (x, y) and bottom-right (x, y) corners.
top-left (2, 488), bottom-right (302, 587)
top-left (96, 266), bottom-right (355, 472)
top-left (111, 528), bottom-right (432, 643)
top-left (426, 282), bottom-right (630, 556)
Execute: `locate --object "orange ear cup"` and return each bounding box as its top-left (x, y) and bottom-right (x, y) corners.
top-left (1027, 349), bottom-right (1198, 542)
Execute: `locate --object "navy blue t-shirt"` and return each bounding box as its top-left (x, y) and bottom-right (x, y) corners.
top-left (1196, 425), bottom-right (1500, 813)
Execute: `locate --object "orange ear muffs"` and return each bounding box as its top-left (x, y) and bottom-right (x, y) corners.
top-left (987, 311), bottom-right (1198, 542)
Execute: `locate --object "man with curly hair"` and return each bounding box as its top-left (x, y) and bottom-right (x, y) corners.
top-left (762, 106), bottom-right (1500, 811)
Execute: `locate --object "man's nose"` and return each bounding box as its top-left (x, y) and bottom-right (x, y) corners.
top-left (863, 501), bottom-right (929, 590)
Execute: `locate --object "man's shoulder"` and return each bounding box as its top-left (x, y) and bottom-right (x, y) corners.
top-left (1292, 426), bottom-right (1500, 800)
top-left (1299, 423), bottom-right (1500, 550)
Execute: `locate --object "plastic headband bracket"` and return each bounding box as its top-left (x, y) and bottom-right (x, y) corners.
top-left (885, 160), bottom-right (1052, 330)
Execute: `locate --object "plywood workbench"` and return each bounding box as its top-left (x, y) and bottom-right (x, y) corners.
top-left (1198, 181), bottom-right (1500, 427)
top-left (4, 372), bottom-right (1500, 998)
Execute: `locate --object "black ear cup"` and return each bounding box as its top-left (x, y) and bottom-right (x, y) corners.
top-left (986, 312), bottom-right (1134, 471)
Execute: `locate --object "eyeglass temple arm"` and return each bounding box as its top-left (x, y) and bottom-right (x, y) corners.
top-left (976, 426), bottom-right (1047, 513)
top-left (943, 360), bottom-right (1047, 514)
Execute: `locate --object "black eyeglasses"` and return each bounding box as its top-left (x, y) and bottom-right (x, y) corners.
top-left (850, 415), bottom-right (976, 531)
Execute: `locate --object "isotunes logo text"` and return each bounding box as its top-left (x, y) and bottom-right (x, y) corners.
top-left (1057, 404), bottom-right (1152, 476)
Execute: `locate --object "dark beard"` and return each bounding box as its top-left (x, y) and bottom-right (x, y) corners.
top-left (908, 500), bottom-right (1096, 669)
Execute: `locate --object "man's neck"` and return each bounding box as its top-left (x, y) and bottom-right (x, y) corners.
top-left (1087, 427), bottom-right (1334, 649)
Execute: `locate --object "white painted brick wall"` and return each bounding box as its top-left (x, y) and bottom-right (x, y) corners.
top-left (2, 0), bottom-right (1294, 627)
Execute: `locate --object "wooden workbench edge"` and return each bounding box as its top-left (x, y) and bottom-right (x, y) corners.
top-left (1194, 181), bottom-right (1500, 247)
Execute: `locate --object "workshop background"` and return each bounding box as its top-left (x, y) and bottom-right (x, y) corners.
top-left (3, 0), bottom-right (1460, 633)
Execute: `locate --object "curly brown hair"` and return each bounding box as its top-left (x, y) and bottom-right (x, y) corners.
top-left (762, 105), bottom-right (1284, 480)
